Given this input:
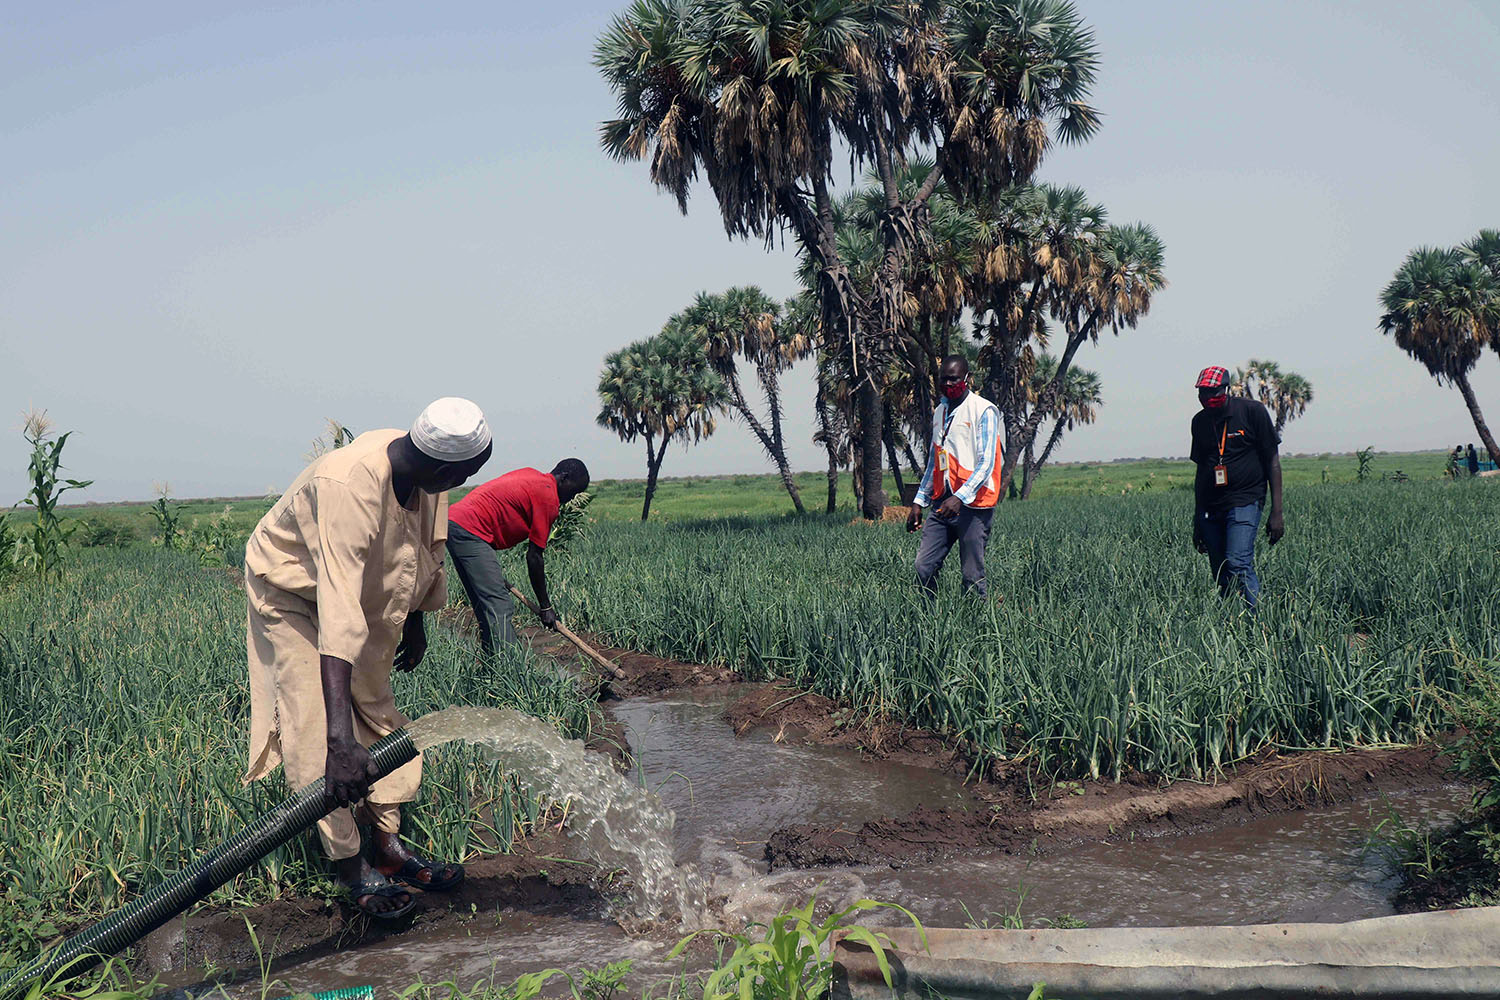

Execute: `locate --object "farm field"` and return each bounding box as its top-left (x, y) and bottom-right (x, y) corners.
top-left (6, 473), bottom-right (1496, 989)
top-left (53, 449), bottom-right (1458, 542)
top-left (524, 479), bottom-right (1499, 781)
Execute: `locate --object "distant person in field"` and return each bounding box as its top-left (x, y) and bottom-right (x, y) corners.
top-left (1467, 443), bottom-right (1480, 477)
top-left (446, 459), bottom-right (590, 655)
top-left (906, 355), bottom-right (1001, 601)
top-left (243, 398), bottom-right (491, 922)
top-left (1190, 367), bottom-right (1284, 611)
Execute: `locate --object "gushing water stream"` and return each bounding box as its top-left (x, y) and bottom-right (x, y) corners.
top-left (404, 706), bottom-right (707, 926)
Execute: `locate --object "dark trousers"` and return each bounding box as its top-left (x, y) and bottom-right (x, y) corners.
top-left (914, 505), bottom-right (994, 600)
top-left (446, 521), bottom-right (516, 655)
top-left (1201, 500), bottom-right (1262, 611)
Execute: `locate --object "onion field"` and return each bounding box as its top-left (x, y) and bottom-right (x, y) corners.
top-left (543, 480), bottom-right (1499, 783)
top-left (3, 478), bottom-right (1494, 966)
top-left (0, 550), bottom-right (599, 961)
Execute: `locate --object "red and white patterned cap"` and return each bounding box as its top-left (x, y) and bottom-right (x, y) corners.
top-left (1195, 366), bottom-right (1229, 389)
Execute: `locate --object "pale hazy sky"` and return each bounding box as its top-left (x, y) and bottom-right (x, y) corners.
top-left (3, 1), bottom-right (1498, 502)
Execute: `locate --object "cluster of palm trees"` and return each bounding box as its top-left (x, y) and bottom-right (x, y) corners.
top-left (798, 168), bottom-right (1135, 508)
top-left (1229, 360), bottom-right (1314, 435)
top-left (1379, 230), bottom-right (1500, 462)
top-left (596, 323), bottom-right (727, 521)
top-left (597, 288), bottom-right (816, 519)
top-left (596, 0), bottom-right (1165, 517)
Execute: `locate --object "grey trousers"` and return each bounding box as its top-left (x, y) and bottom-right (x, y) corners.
top-left (446, 521), bottom-right (517, 655)
top-left (914, 504), bottom-right (994, 600)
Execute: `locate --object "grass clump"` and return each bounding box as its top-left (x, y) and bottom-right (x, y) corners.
top-left (1391, 658), bottom-right (1500, 910)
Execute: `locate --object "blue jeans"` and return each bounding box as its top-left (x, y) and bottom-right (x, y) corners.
top-left (915, 505), bottom-right (994, 600)
top-left (1201, 501), bottom-right (1262, 611)
top-left (446, 521), bottom-right (517, 654)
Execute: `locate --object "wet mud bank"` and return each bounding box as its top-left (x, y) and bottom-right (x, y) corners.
top-left (525, 625), bottom-right (742, 697)
top-left (765, 745), bottom-right (1454, 869)
top-left (143, 832), bottom-right (610, 980)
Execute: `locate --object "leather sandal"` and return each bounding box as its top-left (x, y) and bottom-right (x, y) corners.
top-left (343, 875), bottom-right (416, 922)
top-left (379, 853), bottom-right (465, 892)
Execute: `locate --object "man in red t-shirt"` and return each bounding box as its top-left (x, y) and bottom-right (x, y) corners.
top-left (446, 459), bottom-right (589, 654)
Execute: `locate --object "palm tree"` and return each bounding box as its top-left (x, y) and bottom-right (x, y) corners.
top-left (1462, 229), bottom-right (1500, 283)
top-left (1378, 244), bottom-right (1500, 462)
top-left (597, 323), bottom-right (728, 520)
top-left (678, 287), bottom-right (814, 513)
top-left (1001, 220), bottom-right (1165, 493)
top-left (1230, 359), bottom-right (1315, 434)
top-left (596, 0), bottom-right (1101, 519)
top-left (1019, 354), bottom-right (1101, 498)
top-left (973, 184), bottom-right (1109, 489)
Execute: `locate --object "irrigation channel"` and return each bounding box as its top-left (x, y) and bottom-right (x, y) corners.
top-left (146, 634), bottom-right (1470, 999)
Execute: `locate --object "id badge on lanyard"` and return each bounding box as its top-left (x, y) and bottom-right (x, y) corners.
top-left (1214, 422), bottom-right (1229, 487)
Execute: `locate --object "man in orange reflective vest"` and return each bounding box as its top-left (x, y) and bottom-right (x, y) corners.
top-left (906, 355), bottom-right (1002, 600)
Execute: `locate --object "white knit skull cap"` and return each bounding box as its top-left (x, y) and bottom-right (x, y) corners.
top-left (410, 397), bottom-right (491, 462)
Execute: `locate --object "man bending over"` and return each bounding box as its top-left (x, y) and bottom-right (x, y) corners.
top-left (446, 459), bottom-right (590, 655)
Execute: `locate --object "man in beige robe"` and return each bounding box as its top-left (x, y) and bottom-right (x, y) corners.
top-left (244, 397), bottom-right (492, 920)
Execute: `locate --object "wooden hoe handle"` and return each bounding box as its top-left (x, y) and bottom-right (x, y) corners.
top-left (507, 585), bottom-right (627, 682)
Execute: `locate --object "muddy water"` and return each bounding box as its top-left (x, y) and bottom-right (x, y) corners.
top-left (858, 785), bottom-right (1468, 929)
top-left (608, 686), bottom-right (973, 871)
top-left (609, 688), bottom-right (1466, 931)
top-left (210, 688), bottom-right (1467, 997)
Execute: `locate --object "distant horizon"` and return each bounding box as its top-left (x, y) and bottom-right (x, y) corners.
top-left (39, 444), bottom-right (1462, 507)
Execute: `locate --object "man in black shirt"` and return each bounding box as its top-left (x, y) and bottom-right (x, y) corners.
top-left (1190, 366), bottom-right (1284, 611)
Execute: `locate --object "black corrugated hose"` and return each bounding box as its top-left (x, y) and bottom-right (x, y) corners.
top-left (0, 728), bottom-right (418, 1000)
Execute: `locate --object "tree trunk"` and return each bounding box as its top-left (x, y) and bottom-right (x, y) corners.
top-left (912, 314), bottom-right (936, 452)
top-left (1020, 439), bottom-right (1036, 499)
top-left (815, 378), bottom-right (840, 513)
top-left (774, 462), bottom-right (806, 514)
top-left (982, 303), bottom-right (1025, 500)
top-left (902, 439), bottom-right (923, 479)
top-left (858, 378), bottom-right (885, 519)
top-left (884, 423), bottom-right (907, 504)
top-left (759, 360), bottom-right (806, 514)
top-left (850, 437), bottom-right (863, 510)
top-left (825, 447), bottom-right (839, 513)
top-left (1022, 417), bottom-right (1070, 500)
top-left (1005, 311), bottom-right (1100, 494)
top-left (641, 433), bottom-right (667, 521)
top-left (720, 360), bottom-right (807, 515)
top-left (1455, 370), bottom-right (1500, 466)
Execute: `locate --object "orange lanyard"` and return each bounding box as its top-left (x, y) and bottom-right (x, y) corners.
top-left (1218, 422), bottom-right (1228, 461)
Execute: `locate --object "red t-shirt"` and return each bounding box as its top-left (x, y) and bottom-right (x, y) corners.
top-left (449, 468), bottom-right (560, 550)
